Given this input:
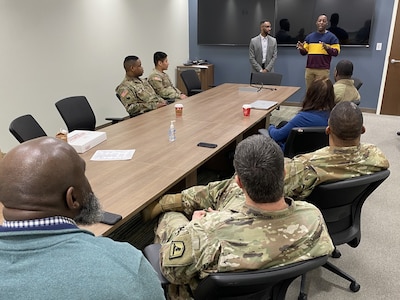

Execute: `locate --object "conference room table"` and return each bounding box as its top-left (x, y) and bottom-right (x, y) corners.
top-left (0, 83), bottom-right (300, 240)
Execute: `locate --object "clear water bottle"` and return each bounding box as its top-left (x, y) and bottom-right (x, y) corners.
top-left (168, 120), bottom-right (176, 142)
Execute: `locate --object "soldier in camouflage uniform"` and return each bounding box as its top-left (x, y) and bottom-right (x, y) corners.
top-left (284, 101), bottom-right (389, 200)
top-left (115, 55), bottom-right (167, 117)
top-left (154, 135), bottom-right (334, 299)
top-left (148, 51), bottom-right (187, 102)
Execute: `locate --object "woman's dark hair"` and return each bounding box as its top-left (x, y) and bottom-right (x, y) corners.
top-left (301, 77), bottom-right (335, 111)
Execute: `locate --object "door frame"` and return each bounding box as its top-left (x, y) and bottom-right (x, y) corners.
top-left (377, 0), bottom-right (399, 114)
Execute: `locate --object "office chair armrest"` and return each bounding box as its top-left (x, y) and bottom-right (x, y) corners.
top-left (105, 117), bottom-right (126, 124)
top-left (143, 244), bottom-right (169, 285)
top-left (258, 128), bottom-right (270, 137)
top-left (191, 89), bottom-right (203, 94)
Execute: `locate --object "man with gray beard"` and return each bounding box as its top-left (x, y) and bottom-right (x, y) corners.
top-left (0, 137), bottom-right (164, 300)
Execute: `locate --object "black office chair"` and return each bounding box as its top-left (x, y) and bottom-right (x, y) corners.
top-left (180, 69), bottom-right (203, 96)
top-left (143, 243), bottom-right (328, 300)
top-left (283, 127), bottom-right (329, 158)
top-left (9, 114), bottom-right (47, 143)
top-left (299, 169), bottom-right (390, 299)
top-left (56, 96), bottom-right (124, 131)
top-left (352, 77), bottom-right (363, 90)
top-left (258, 126), bottom-right (329, 158)
top-left (55, 96), bottom-right (97, 131)
top-left (250, 72), bottom-right (283, 86)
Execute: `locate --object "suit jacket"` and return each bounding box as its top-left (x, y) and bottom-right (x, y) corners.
top-left (249, 34), bottom-right (277, 73)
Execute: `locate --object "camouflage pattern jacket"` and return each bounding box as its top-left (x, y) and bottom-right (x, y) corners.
top-left (148, 69), bottom-right (182, 100)
top-left (115, 76), bottom-right (165, 116)
top-left (284, 144), bottom-right (389, 200)
top-left (158, 193), bottom-right (333, 293)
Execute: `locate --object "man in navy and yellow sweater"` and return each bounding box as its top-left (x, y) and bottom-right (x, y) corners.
top-left (297, 14), bottom-right (340, 90)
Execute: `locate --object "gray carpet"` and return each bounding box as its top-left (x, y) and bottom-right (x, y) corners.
top-left (276, 106), bottom-right (400, 299)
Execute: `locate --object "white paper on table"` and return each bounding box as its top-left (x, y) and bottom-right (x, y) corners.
top-left (90, 149), bottom-right (136, 161)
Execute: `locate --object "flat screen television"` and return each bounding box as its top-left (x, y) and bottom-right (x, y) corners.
top-left (198, 0), bottom-right (375, 47)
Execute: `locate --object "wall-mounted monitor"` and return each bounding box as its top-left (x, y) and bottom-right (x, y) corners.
top-left (276, 0), bottom-right (375, 47)
top-left (198, 0), bottom-right (375, 47)
top-left (197, 0), bottom-right (275, 46)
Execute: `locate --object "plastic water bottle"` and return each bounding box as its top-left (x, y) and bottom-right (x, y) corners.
top-left (168, 120), bottom-right (176, 142)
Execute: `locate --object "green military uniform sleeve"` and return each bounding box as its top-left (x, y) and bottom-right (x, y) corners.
top-left (181, 177), bottom-right (244, 215)
top-left (115, 77), bottom-right (165, 116)
top-left (284, 157), bottom-right (319, 200)
top-left (148, 70), bottom-right (181, 100)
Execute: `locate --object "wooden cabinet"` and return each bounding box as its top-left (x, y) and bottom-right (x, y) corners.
top-left (176, 64), bottom-right (214, 95)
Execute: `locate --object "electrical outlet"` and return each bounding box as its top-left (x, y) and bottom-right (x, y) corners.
top-left (376, 43), bottom-right (382, 51)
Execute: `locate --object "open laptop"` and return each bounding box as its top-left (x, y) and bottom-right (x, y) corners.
top-left (250, 100), bottom-right (278, 110)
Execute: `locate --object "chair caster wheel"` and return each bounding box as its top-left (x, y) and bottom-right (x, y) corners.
top-left (350, 281), bottom-right (360, 292)
top-left (298, 292), bottom-right (307, 300)
top-left (331, 249), bottom-right (341, 258)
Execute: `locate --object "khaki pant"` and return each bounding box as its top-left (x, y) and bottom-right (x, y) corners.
top-left (305, 68), bottom-right (330, 90)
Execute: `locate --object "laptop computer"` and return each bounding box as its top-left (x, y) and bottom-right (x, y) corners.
top-left (250, 100), bottom-right (278, 110)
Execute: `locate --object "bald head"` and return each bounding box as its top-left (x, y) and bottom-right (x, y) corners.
top-left (328, 102), bottom-right (364, 146)
top-left (0, 137), bottom-right (101, 223)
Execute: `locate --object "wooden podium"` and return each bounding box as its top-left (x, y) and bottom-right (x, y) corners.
top-left (176, 64), bottom-right (214, 95)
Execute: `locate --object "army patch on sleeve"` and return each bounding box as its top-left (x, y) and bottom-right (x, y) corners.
top-left (154, 76), bottom-right (162, 81)
top-left (121, 90), bottom-right (128, 97)
top-left (161, 233), bottom-right (194, 266)
top-left (169, 241), bottom-right (185, 259)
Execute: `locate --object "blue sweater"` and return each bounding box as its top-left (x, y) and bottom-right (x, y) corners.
top-left (268, 110), bottom-right (330, 151)
top-left (0, 227), bottom-right (165, 300)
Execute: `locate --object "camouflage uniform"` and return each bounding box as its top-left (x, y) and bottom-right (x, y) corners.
top-left (284, 144), bottom-right (389, 200)
top-left (115, 76), bottom-right (165, 116)
top-left (0, 150), bottom-right (5, 159)
top-left (155, 180), bottom-right (334, 299)
top-left (155, 143), bottom-right (388, 298)
top-left (148, 69), bottom-right (183, 100)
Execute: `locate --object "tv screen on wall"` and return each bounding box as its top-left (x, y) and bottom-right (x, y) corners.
top-left (198, 0), bottom-right (375, 47)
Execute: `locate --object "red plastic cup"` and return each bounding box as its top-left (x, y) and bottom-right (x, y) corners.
top-left (242, 104), bottom-right (251, 116)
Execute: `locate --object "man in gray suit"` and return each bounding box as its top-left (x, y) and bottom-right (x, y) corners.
top-left (249, 20), bottom-right (277, 73)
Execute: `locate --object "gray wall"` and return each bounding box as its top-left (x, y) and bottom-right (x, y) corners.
top-left (189, 0), bottom-right (394, 107)
top-left (0, 0), bottom-right (189, 152)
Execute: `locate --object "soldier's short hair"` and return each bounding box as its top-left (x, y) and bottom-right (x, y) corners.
top-left (329, 101), bottom-right (363, 140)
top-left (123, 55), bottom-right (139, 70)
top-left (335, 59), bottom-right (353, 77)
top-left (233, 135), bottom-right (284, 203)
top-left (153, 51), bottom-right (167, 66)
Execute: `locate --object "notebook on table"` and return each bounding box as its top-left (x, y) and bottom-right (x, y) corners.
top-left (250, 100), bottom-right (278, 110)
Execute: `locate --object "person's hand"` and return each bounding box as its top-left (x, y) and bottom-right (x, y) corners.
top-left (296, 41), bottom-right (304, 50)
top-left (192, 207), bottom-right (216, 220)
top-left (320, 41), bottom-right (330, 50)
top-left (192, 210), bottom-right (206, 220)
top-left (157, 100), bottom-right (167, 108)
top-left (180, 94), bottom-right (188, 100)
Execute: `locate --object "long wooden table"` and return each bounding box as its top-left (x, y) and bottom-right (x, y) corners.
top-left (1, 83), bottom-right (299, 238)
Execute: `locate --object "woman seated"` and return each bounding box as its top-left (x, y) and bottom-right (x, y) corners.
top-left (268, 77), bottom-right (335, 151)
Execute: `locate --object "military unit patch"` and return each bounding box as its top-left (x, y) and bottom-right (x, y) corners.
top-left (169, 241), bottom-right (185, 259)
